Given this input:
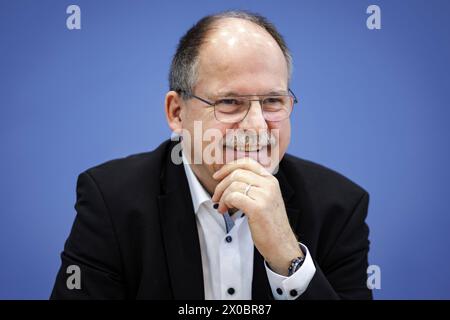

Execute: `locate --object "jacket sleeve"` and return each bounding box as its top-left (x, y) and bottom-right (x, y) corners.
top-left (299, 192), bottom-right (372, 300)
top-left (50, 171), bottom-right (125, 299)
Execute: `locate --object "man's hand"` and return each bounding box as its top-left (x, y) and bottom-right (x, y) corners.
top-left (211, 158), bottom-right (303, 276)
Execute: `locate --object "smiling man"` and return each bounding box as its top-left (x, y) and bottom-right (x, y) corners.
top-left (51, 11), bottom-right (372, 300)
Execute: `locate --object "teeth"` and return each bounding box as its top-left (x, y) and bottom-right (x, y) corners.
top-left (225, 131), bottom-right (275, 152)
top-left (236, 146), bottom-right (259, 152)
top-left (231, 143), bottom-right (263, 152)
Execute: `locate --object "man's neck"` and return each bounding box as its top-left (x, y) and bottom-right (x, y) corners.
top-left (189, 163), bottom-right (217, 197)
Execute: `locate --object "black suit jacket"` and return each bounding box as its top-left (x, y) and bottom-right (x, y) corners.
top-left (51, 139), bottom-right (372, 300)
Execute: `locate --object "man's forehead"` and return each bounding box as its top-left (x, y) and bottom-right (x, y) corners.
top-left (195, 18), bottom-right (289, 94)
top-left (205, 18), bottom-right (278, 49)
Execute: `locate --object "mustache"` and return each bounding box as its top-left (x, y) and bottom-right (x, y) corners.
top-left (223, 130), bottom-right (277, 149)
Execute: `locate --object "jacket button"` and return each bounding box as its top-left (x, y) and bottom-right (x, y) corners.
top-left (276, 288), bottom-right (283, 295)
top-left (289, 289), bottom-right (298, 297)
top-left (227, 287), bottom-right (235, 295)
top-left (225, 236), bottom-right (232, 243)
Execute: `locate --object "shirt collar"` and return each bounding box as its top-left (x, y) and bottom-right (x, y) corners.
top-left (182, 151), bottom-right (212, 214)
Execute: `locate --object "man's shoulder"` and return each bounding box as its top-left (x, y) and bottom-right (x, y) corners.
top-left (280, 153), bottom-right (368, 203)
top-left (81, 140), bottom-right (173, 195)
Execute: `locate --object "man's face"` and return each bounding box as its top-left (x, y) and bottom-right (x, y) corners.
top-left (179, 19), bottom-right (291, 185)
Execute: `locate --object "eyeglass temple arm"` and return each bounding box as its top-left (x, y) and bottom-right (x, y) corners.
top-left (178, 90), bottom-right (215, 106)
top-left (289, 88), bottom-right (298, 104)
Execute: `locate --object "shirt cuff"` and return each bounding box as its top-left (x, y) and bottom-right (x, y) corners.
top-left (264, 243), bottom-right (316, 300)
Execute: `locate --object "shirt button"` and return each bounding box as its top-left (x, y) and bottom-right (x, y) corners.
top-left (225, 235), bottom-right (233, 243)
top-left (289, 289), bottom-right (298, 297)
top-left (276, 288), bottom-right (283, 295)
top-left (227, 287), bottom-right (235, 295)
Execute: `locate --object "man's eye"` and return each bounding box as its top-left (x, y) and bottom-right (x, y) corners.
top-left (216, 99), bottom-right (243, 105)
top-left (264, 97), bottom-right (283, 104)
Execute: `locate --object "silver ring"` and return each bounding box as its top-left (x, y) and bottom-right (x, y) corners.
top-left (244, 184), bottom-right (252, 196)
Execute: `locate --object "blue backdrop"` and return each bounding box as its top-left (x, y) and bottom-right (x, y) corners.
top-left (1, 0), bottom-right (449, 299)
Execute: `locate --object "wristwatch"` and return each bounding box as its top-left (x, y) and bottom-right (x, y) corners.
top-left (287, 256), bottom-right (305, 276)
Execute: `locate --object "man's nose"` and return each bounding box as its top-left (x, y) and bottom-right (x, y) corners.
top-left (238, 100), bottom-right (268, 131)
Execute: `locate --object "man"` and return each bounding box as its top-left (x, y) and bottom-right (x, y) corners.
top-left (51, 11), bottom-right (371, 300)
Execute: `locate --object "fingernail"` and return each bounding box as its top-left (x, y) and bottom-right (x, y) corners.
top-left (213, 203), bottom-right (219, 209)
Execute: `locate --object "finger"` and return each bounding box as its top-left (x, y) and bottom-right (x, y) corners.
top-left (220, 190), bottom-right (259, 216)
top-left (217, 182), bottom-right (263, 213)
top-left (213, 157), bottom-right (271, 181)
top-left (216, 181), bottom-right (248, 213)
top-left (212, 168), bottom-right (266, 203)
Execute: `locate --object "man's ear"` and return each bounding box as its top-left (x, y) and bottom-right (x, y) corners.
top-left (165, 91), bottom-right (184, 133)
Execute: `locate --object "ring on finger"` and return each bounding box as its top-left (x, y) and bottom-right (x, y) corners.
top-left (244, 183), bottom-right (252, 197)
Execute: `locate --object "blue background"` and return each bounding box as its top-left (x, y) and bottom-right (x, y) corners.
top-left (1, 0), bottom-right (449, 299)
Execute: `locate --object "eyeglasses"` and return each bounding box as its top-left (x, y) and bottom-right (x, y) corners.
top-left (179, 89), bottom-right (298, 124)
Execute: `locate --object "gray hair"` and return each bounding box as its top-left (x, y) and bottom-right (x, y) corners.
top-left (169, 10), bottom-right (293, 99)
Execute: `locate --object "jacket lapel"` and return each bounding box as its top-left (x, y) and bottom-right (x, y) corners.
top-left (157, 145), bottom-right (204, 300)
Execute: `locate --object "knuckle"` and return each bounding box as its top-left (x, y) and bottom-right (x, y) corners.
top-left (230, 181), bottom-right (240, 190)
top-left (270, 174), bottom-right (279, 184)
top-left (228, 191), bottom-right (240, 203)
top-left (260, 197), bottom-right (268, 207)
top-left (233, 169), bottom-right (244, 180)
top-left (270, 176), bottom-right (280, 188)
top-left (261, 188), bottom-right (270, 198)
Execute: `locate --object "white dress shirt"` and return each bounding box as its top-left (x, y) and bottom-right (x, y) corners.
top-left (182, 153), bottom-right (316, 300)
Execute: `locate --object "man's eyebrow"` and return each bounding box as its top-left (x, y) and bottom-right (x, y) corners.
top-left (264, 90), bottom-right (289, 95)
top-left (214, 91), bottom-right (241, 97)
